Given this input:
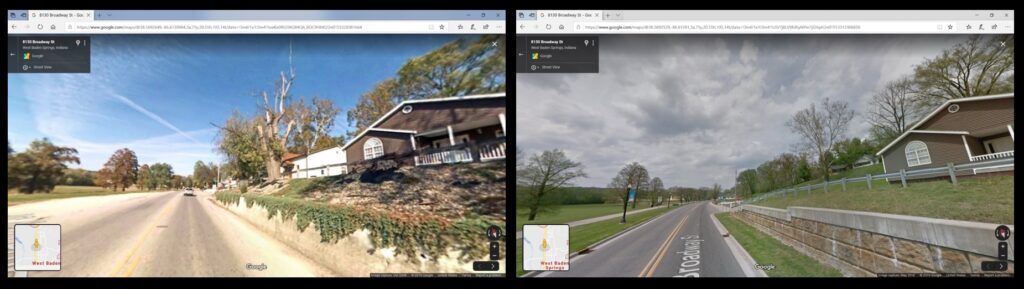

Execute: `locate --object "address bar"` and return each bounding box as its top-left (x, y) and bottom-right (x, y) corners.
top-left (62, 20), bottom-right (499, 34)
top-left (573, 21), bottom-right (958, 33)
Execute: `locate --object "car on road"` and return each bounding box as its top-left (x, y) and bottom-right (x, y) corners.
top-left (184, 187), bottom-right (195, 196)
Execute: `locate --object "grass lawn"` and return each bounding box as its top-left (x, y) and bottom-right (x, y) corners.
top-left (753, 175), bottom-right (1013, 224)
top-left (517, 205), bottom-right (676, 276)
top-left (789, 163), bottom-right (885, 189)
top-left (716, 213), bottom-right (842, 277)
top-left (8, 185), bottom-right (150, 206)
top-left (515, 201), bottom-right (661, 232)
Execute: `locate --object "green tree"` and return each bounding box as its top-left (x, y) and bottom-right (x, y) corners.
top-left (346, 79), bottom-right (398, 140)
top-left (149, 163), bottom-right (174, 190)
top-left (912, 34), bottom-right (1014, 113)
top-left (59, 168), bottom-right (96, 186)
top-left (394, 35), bottom-right (505, 100)
top-left (736, 169), bottom-right (759, 198)
top-left (833, 137), bottom-right (873, 171)
top-left (347, 35), bottom-right (505, 138)
top-left (137, 164), bottom-right (151, 191)
top-left (215, 110), bottom-right (267, 181)
top-left (193, 161), bottom-right (213, 189)
top-left (7, 138), bottom-right (80, 193)
top-left (517, 149), bottom-right (587, 221)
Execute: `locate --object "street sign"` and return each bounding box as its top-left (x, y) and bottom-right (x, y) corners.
top-left (628, 188), bottom-right (636, 203)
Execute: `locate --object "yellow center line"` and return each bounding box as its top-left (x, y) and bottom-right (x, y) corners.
top-left (638, 213), bottom-right (690, 277)
top-left (109, 194), bottom-right (177, 277)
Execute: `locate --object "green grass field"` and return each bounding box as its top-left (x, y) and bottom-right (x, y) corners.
top-left (515, 201), bottom-right (665, 232)
top-left (789, 163), bottom-right (885, 189)
top-left (753, 175), bottom-right (1013, 224)
top-left (716, 213), bottom-right (843, 277)
top-left (8, 185), bottom-right (151, 206)
top-left (516, 205), bottom-right (677, 276)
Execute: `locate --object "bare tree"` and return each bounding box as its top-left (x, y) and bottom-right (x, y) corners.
top-left (254, 42), bottom-right (299, 182)
top-left (786, 98), bottom-right (854, 181)
top-left (517, 149), bottom-right (587, 221)
top-left (649, 177), bottom-right (664, 207)
top-left (867, 77), bottom-right (915, 144)
top-left (516, 147), bottom-right (523, 169)
top-left (608, 162), bottom-right (650, 209)
top-left (912, 35), bottom-right (1014, 113)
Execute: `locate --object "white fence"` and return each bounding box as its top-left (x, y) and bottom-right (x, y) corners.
top-left (745, 157), bottom-right (1014, 204)
top-left (970, 150), bottom-right (1014, 162)
top-left (414, 149), bottom-right (474, 166)
top-left (479, 141), bottom-right (506, 161)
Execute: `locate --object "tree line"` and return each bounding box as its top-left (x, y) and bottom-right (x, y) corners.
top-left (515, 148), bottom-right (724, 222)
top-left (735, 35), bottom-right (1013, 199)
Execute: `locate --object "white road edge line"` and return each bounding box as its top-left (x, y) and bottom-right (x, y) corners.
top-left (526, 202), bottom-right (697, 278)
top-left (709, 204), bottom-right (767, 277)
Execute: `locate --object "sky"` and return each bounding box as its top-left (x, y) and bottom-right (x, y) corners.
top-left (517, 34), bottom-right (979, 189)
top-left (8, 34), bottom-right (481, 176)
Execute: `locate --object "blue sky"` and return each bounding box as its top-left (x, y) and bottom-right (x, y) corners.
top-left (8, 34), bottom-right (476, 176)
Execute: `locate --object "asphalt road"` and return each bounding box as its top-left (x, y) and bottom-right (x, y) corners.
top-left (532, 201), bottom-right (746, 277)
top-left (19, 190), bottom-right (333, 277)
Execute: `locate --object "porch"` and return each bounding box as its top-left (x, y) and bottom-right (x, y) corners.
top-left (963, 124), bottom-right (1014, 162)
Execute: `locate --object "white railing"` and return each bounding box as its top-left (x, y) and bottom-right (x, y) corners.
top-left (479, 141), bottom-right (506, 161)
top-left (970, 150), bottom-right (1014, 162)
top-left (415, 149), bottom-right (474, 166)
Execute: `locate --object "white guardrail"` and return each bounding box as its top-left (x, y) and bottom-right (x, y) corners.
top-left (744, 157), bottom-right (1013, 204)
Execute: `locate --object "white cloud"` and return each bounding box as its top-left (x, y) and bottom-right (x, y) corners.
top-left (518, 35), bottom-right (974, 188)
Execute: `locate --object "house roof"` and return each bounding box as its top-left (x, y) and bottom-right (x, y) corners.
top-left (282, 152), bottom-right (303, 162)
top-left (875, 93), bottom-right (1014, 156)
top-left (285, 145), bottom-right (345, 162)
top-left (340, 92), bottom-right (506, 150)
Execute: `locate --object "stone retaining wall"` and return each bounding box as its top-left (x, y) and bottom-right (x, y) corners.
top-left (219, 196), bottom-right (501, 276)
top-left (734, 205), bottom-right (1013, 276)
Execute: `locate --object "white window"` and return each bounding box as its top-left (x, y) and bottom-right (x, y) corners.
top-left (905, 141), bottom-right (932, 167)
top-left (363, 137), bottom-right (384, 160)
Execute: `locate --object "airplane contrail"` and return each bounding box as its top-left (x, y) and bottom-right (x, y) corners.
top-left (112, 93), bottom-right (203, 144)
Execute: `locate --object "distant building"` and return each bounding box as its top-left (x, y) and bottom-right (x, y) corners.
top-left (852, 155), bottom-right (878, 168)
top-left (282, 146), bottom-right (348, 179)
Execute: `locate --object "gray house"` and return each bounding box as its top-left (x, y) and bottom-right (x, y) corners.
top-left (875, 93), bottom-right (1014, 178)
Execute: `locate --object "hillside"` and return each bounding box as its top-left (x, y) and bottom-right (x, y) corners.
top-left (245, 161), bottom-right (506, 220)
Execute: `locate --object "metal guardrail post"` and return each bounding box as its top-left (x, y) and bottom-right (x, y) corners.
top-left (824, 180), bottom-right (828, 193)
top-left (866, 174), bottom-right (872, 190)
top-left (841, 178), bottom-right (846, 192)
top-left (947, 162), bottom-right (958, 185)
top-left (899, 169), bottom-right (907, 188)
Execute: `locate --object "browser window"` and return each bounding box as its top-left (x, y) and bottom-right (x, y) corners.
top-left (515, 10), bottom-right (1013, 278)
top-left (7, 9), bottom-right (506, 278)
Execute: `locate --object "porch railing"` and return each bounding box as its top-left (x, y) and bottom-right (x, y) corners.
top-left (479, 141), bottom-right (507, 161)
top-left (970, 150), bottom-right (1014, 162)
top-left (415, 149), bottom-right (474, 166)
top-left (414, 137), bottom-right (506, 166)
